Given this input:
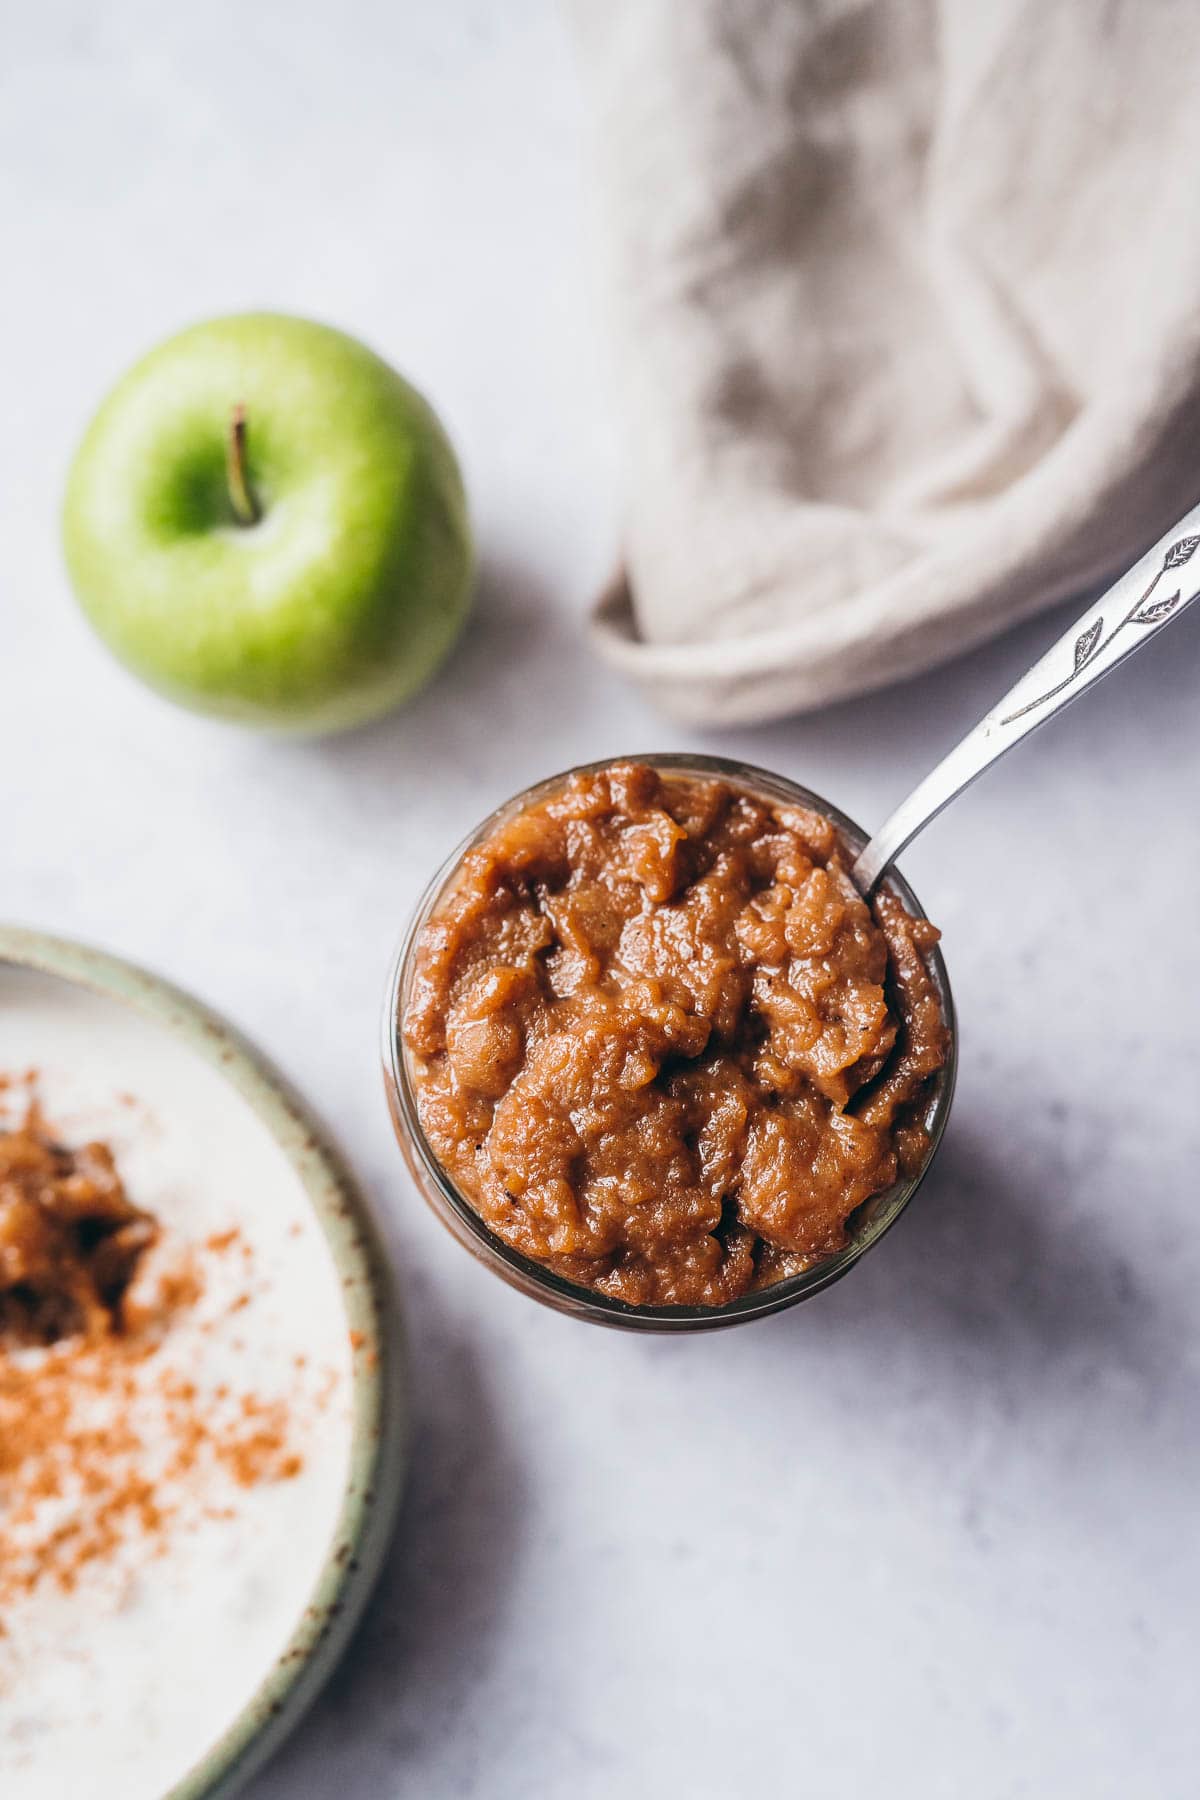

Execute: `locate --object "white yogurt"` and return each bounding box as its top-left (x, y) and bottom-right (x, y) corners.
top-left (0, 967), bottom-right (356, 1800)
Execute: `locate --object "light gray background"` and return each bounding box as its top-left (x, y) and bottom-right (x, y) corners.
top-left (4, 6), bottom-right (1199, 1798)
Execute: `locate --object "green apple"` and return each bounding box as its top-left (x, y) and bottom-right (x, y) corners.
top-left (62, 313), bottom-right (474, 734)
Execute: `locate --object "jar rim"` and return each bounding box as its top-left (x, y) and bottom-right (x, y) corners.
top-left (381, 753), bottom-right (958, 1332)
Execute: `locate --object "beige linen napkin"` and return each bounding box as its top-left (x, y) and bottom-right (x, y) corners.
top-left (573, 0), bottom-right (1200, 724)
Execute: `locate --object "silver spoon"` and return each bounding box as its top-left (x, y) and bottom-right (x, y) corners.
top-left (851, 504), bottom-right (1200, 896)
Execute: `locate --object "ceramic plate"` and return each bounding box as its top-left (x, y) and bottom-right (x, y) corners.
top-left (0, 927), bottom-right (406, 1800)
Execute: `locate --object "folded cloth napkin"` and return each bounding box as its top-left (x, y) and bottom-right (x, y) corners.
top-left (572, 0), bottom-right (1200, 724)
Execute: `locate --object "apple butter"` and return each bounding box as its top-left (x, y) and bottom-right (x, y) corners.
top-left (0, 1112), bottom-right (158, 1345)
top-left (403, 762), bottom-right (949, 1308)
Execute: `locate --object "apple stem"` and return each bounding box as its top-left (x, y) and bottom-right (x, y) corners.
top-left (226, 404), bottom-right (259, 526)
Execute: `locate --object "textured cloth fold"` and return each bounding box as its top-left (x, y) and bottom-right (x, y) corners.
top-left (573, 0), bottom-right (1200, 723)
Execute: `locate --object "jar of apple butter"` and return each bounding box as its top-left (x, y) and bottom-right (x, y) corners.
top-left (384, 756), bottom-right (956, 1331)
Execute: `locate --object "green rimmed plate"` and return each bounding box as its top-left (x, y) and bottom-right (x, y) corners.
top-left (0, 927), bottom-right (406, 1800)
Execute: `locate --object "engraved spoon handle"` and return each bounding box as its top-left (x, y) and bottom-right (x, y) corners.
top-left (851, 502), bottom-right (1200, 896)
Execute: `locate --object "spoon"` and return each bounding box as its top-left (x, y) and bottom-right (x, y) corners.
top-left (851, 503), bottom-right (1200, 896)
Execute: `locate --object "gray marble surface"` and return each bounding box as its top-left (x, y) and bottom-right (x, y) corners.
top-left (5, 5), bottom-right (1200, 1797)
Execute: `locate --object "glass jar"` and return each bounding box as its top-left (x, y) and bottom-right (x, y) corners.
top-left (382, 754), bottom-right (957, 1332)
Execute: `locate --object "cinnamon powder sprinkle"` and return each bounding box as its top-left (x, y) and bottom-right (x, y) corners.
top-left (0, 1343), bottom-right (304, 1607)
top-left (0, 1105), bottom-right (311, 1611)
